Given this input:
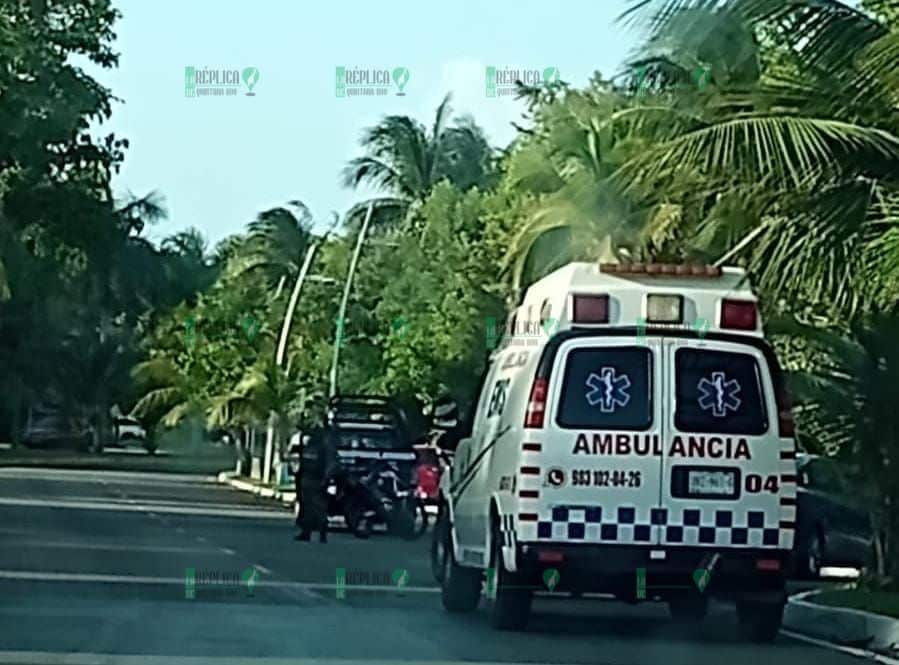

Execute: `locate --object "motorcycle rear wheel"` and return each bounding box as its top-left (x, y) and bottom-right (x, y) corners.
top-left (389, 503), bottom-right (418, 540)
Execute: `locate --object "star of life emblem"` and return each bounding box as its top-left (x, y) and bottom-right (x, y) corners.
top-left (697, 371), bottom-right (742, 417)
top-left (585, 367), bottom-right (631, 413)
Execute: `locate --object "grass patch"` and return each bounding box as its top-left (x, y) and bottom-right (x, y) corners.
top-left (812, 589), bottom-right (899, 619)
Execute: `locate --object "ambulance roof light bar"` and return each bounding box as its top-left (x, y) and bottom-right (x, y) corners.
top-left (600, 262), bottom-right (723, 278)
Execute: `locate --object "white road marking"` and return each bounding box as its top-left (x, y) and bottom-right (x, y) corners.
top-left (0, 653), bottom-right (512, 665)
top-left (781, 629), bottom-right (899, 665)
top-left (0, 569), bottom-right (440, 593)
top-left (13, 541), bottom-right (230, 555)
top-left (0, 497), bottom-right (287, 520)
top-left (253, 564), bottom-right (272, 575)
top-left (219, 547), bottom-right (235, 555)
top-left (0, 468), bottom-right (209, 481)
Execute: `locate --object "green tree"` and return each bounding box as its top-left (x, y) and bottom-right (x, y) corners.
top-left (342, 95), bottom-right (496, 229)
top-left (783, 312), bottom-right (899, 580)
top-left (614, 0), bottom-right (899, 322)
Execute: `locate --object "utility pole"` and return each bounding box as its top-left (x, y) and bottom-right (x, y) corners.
top-left (329, 202), bottom-right (374, 398)
top-left (262, 232), bottom-right (329, 485)
top-left (276, 240), bottom-right (322, 368)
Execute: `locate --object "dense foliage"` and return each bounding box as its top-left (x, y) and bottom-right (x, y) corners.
top-left (3, 0), bottom-right (899, 579)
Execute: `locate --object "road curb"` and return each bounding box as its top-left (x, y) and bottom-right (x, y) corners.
top-left (216, 471), bottom-right (295, 505)
top-left (784, 588), bottom-right (899, 657)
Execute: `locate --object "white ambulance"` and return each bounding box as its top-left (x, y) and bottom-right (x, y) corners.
top-left (431, 262), bottom-right (797, 641)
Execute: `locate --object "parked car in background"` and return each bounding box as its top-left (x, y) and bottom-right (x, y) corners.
top-left (108, 415), bottom-right (156, 454)
top-left (794, 454), bottom-right (873, 578)
top-left (21, 405), bottom-right (93, 451)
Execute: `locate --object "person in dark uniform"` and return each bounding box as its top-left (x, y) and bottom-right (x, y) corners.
top-left (294, 426), bottom-right (339, 543)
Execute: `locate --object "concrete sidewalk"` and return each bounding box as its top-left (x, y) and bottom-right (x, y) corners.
top-left (784, 588), bottom-right (899, 659)
top-left (216, 471), bottom-right (296, 506)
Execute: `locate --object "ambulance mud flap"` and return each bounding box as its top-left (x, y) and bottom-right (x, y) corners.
top-left (494, 507), bottom-right (518, 573)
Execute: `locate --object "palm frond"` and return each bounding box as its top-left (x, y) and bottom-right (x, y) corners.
top-left (618, 115), bottom-right (899, 191)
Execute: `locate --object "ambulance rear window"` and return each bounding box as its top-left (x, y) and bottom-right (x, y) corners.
top-left (674, 348), bottom-right (767, 435)
top-left (556, 347), bottom-right (653, 430)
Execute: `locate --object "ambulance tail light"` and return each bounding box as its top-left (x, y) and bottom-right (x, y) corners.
top-left (755, 558), bottom-right (781, 572)
top-left (572, 294), bottom-right (609, 324)
top-left (524, 377), bottom-right (548, 429)
top-left (537, 549), bottom-right (565, 564)
top-left (720, 299), bottom-right (758, 331)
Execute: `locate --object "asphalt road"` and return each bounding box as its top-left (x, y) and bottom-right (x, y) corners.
top-left (0, 467), bottom-right (862, 665)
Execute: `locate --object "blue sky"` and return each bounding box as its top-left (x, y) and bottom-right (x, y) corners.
top-left (85, 0), bottom-right (638, 248)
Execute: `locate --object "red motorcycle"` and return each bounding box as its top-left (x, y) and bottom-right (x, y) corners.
top-left (412, 439), bottom-right (455, 536)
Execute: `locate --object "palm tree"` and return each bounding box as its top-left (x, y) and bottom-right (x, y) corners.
top-left (779, 311), bottom-right (899, 579)
top-left (229, 202), bottom-right (313, 294)
top-left (224, 201), bottom-right (336, 481)
top-left (500, 82), bottom-right (653, 296)
top-left (342, 94), bottom-right (495, 229)
top-left (131, 355), bottom-right (197, 428)
top-left (611, 0), bottom-right (899, 322)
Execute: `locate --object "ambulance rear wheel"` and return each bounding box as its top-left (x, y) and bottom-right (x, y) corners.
top-left (737, 599), bottom-right (784, 642)
top-left (438, 515), bottom-right (481, 613)
top-left (487, 525), bottom-right (532, 631)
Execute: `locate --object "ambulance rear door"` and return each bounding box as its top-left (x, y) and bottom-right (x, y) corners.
top-left (658, 337), bottom-right (792, 550)
top-left (529, 336), bottom-right (665, 546)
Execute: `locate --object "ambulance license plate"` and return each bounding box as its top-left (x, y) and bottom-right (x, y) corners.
top-left (688, 470), bottom-right (736, 496)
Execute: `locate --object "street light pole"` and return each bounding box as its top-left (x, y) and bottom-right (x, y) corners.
top-left (328, 202), bottom-right (374, 398)
top-left (263, 229), bottom-right (332, 485)
top-left (276, 240), bottom-right (322, 368)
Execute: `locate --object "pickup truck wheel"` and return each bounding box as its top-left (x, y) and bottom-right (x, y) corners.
top-left (487, 523), bottom-right (532, 631)
top-left (737, 599), bottom-right (784, 642)
top-left (437, 513), bottom-right (481, 613)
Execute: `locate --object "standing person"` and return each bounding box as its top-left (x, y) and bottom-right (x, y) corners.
top-left (294, 426), bottom-right (338, 543)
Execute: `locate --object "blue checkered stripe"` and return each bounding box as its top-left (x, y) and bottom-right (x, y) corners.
top-left (536, 505), bottom-right (780, 547)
